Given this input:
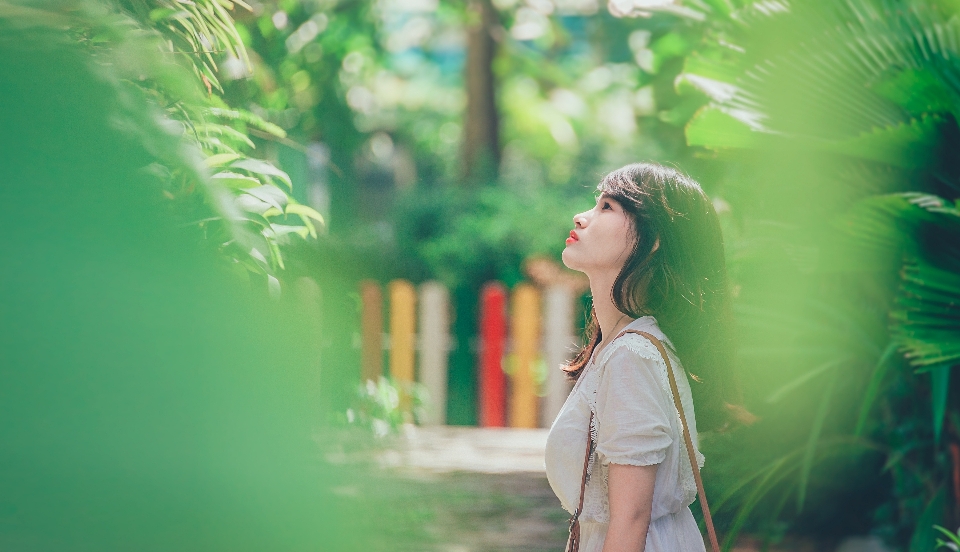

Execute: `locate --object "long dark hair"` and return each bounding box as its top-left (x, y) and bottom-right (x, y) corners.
top-left (564, 162), bottom-right (738, 431)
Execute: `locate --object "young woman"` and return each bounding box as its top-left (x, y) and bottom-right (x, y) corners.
top-left (545, 163), bottom-right (736, 552)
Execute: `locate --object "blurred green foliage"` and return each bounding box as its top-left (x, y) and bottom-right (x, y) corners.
top-left (674, 0), bottom-right (960, 548)
top-left (84, 0), bottom-right (325, 280)
top-left (0, 13), bottom-right (363, 550)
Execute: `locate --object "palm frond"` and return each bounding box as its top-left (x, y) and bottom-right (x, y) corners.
top-left (686, 0), bottom-right (960, 151)
top-left (893, 261), bottom-right (960, 371)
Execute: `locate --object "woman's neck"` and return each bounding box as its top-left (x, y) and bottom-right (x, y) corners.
top-left (589, 272), bottom-right (634, 347)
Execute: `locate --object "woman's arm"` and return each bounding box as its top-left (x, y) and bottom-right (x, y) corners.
top-left (601, 463), bottom-right (658, 552)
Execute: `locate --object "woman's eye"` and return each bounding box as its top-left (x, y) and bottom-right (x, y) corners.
top-left (601, 202), bottom-right (612, 210)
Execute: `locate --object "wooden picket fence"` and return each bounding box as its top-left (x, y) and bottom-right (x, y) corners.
top-left (359, 280), bottom-right (580, 428)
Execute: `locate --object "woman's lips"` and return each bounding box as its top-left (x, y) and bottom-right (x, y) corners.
top-left (565, 230), bottom-right (578, 245)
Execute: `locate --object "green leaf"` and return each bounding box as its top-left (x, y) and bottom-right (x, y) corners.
top-left (931, 366), bottom-right (951, 445)
top-left (194, 123), bottom-right (255, 149)
top-left (873, 68), bottom-right (960, 117)
top-left (198, 60), bottom-right (223, 93)
top-left (648, 32), bottom-right (692, 73)
top-left (679, 52), bottom-right (741, 86)
top-left (796, 368), bottom-right (838, 512)
top-left (910, 488), bottom-right (946, 552)
top-left (285, 203), bottom-right (325, 225)
top-left (268, 239), bottom-right (284, 270)
top-left (854, 342), bottom-right (898, 437)
top-left (765, 357), bottom-right (846, 404)
top-left (934, 525), bottom-right (960, 547)
top-left (839, 194), bottom-right (933, 254)
top-left (893, 261), bottom-right (960, 373)
top-left (235, 193), bottom-right (272, 216)
top-left (676, 71), bottom-right (738, 102)
top-left (208, 107), bottom-right (287, 138)
top-left (148, 7), bottom-right (182, 21)
top-left (698, 0), bottom-right (733, 16)
top-left (263, 223), bottom-right (310, 240)
top-left (210, 171), bottom-right (260, 188)
top-left (205, 153), bottom-right (242, 167)
top-left (244, 184), bottom-right (288, 212)
top-left (231, 158), bottom-right (292, 189)
top-left (659, 93), bottom-right (710, 128)
top-left (721, 456), bottom-right (798, 551)
top-left (824, 115), bottom-right (944, 169)
top-left (685, 106), bottom-right (767, 149)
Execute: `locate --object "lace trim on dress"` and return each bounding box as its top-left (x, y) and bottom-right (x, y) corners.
top-left (585, 414), bottom-right (598, 485)
top-left (604, 450), bottom-right (669, 467)
top-left (583, 460), bottom-right (610, 523)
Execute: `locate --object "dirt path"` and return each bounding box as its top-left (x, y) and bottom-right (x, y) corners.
top-left (390, 470), bottom-right (569, 552)
top-left (358, 426), bottom-right (879, 552)
top-left (368, 426), bottom-right (567, 551)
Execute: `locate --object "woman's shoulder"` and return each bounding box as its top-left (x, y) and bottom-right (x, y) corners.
top-left (599, 333), bottom-right (663, 368)
top-left (593, 321), bottom-right (680, 395)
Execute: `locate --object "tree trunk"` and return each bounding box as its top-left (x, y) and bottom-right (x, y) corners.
top-left (462, 0), bottom-right (500, 184)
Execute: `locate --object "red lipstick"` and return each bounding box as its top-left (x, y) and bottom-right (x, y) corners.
top-left (565, 230), bottom-right (578, 245)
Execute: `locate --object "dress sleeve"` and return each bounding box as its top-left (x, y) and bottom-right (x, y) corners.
top-left (594, 343), bottom-right (674, 467)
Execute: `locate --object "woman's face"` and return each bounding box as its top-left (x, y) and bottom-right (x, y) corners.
top-left (561, 193), bottom-right (636, 275)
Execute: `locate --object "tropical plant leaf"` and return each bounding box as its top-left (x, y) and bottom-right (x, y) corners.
top-left (263, 223), bottom-right (310, 242)
top-left (822, 115), bottom-right (944, 169)
top-left (720, 456), bottom-right (795, 551)
top-left (678, 52), bottom-right (742, 91)
top-left (910, 487), bottom-right (946, 552)
top-left (688, 0), bottom-right (960, 151)
top-left (231, 158), bottom-right (293, 189)
top-left (934, 525), bottom-right (960, 547)
top-left (235, 192), bottom-right (274, 215)
top-left (194, 123), bottom-right (255, 149)
top-left (204, 152), bottom-right (242, 167)
top-left (839, 193), bottom-right (941, 254)
top-left (243, 184), bottom-right (288, 212)
top-left (210, 170), bottom-right (261, 188)
top-left (208, 107), bottom-right (287, 138)
top-left (796, 368), bottom-right (838, 512)
top-left (685, 106), bottom-right (767, 149)
top-left (285, 203), bottom-right (325, 225)
top-left (268, 238), bottom-right (284, 270)
top-left (931, 366), bottom-right (951, 445)
top-left (872, 67), bottom-right (960, 118)
top-left (854, 342), bottom-right (898, 437)
top-left (764, 357), bottom-right (847, 404)
top-left (893, 261), bottom-right (960, 372)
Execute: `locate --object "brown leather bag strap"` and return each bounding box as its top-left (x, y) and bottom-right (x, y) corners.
top-left (618, 329), bottom-right (721, 552)
top-left (566, 410), bottom-right (593, 552)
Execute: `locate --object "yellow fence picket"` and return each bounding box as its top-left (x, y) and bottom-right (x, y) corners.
top-left (389, 279), bottom-right (416, 412)
top-left (509, 283), bottom-right (540, 428)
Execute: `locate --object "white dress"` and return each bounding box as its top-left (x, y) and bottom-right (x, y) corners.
top-left (545, 316), bottom-right (707, 552)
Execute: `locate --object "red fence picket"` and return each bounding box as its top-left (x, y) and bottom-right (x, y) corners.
top-left (478, 282), bottom-right (508, 427)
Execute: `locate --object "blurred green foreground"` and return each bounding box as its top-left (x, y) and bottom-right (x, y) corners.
top-left (0, 9), bottom-right (375, 550)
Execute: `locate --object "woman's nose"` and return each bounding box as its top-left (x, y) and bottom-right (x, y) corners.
top-left (573, 211), bottom-right (588, 228)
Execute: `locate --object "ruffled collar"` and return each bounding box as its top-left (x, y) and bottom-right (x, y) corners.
top-left (621, 315), bottom-right (673, 346)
